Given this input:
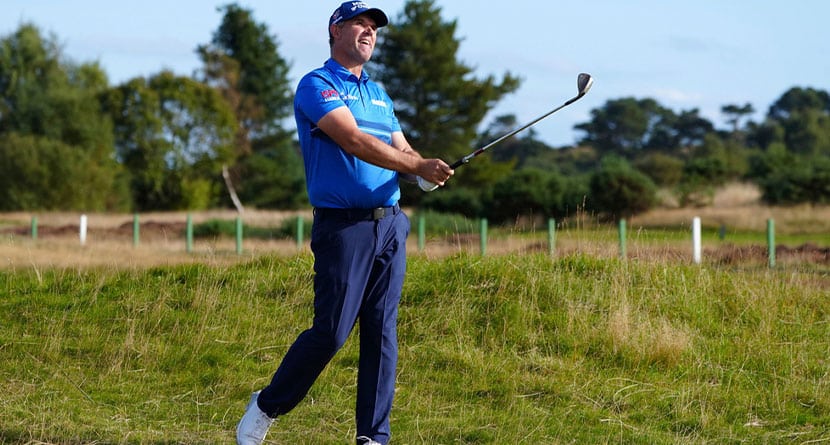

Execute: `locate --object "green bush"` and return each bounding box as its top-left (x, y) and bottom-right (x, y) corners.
top-left (410, 210), bottom-right (477, 235)
top-left (486, 168), bottom-right (564, 223)
top-left (757, 155), bottom-right (830, 204)
top-left (588, 156), bottom-right (657, 218)
top-left (0, 133), bottom-right (128, 211)
top-left (419, 186), bottom-right (487, 219)
top-left (192, 217), bottom-right (311, 240)
top-left (634, 153), bottom-right (684, 187)
top-left (559, 175), bottom-right (590, 217)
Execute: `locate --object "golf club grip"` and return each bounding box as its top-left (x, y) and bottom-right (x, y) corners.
top-left (449, 159), bottom-right (466, 169)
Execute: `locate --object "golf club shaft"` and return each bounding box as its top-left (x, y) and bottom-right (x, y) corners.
top-left (419, 98), bottom-right (588, 191)
top-left (449, 93), bottom-right (585, 169)
top-left (418, 73), bottom-right (593, 191)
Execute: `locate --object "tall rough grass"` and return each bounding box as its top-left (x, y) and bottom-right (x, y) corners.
top-left (0, 254), bottom-right (828, 444)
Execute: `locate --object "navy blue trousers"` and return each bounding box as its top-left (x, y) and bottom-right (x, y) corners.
top-left (257, 208), bottom-right (409, 444)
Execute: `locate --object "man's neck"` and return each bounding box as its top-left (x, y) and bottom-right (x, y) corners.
top-left (331, 54), bottom-right (364, 79)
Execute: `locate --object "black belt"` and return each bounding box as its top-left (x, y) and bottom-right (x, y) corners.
top-left (313, 204), bottom-right (400, 221)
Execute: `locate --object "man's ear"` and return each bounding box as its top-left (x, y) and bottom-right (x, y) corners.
top-left (329, 23), bottom-right (341, 41)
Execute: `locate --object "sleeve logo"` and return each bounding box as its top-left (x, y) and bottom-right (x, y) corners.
top-left (321, 89), bottom-right (341, 102)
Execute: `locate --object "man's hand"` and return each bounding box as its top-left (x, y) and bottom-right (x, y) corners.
top-left (415, 159), bottom-right (453, 191)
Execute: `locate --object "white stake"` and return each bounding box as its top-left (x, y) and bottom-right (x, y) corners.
top-left (80, 214), bottom-right (88, 246)
top-left (692, 217), bottom-right (702, 264)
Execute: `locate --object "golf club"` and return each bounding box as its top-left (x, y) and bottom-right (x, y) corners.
top-left (418, 72), bottom-right (594, 192)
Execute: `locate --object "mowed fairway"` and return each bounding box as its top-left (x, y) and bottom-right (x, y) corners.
top-left (1, 249), bottom-right (828, 443)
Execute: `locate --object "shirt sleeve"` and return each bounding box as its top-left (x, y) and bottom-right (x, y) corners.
top-left (295, 73), bottom-right (346, 125)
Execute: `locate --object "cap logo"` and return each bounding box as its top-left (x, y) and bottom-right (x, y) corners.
top-left (330, 1), bottom-right (387, 28)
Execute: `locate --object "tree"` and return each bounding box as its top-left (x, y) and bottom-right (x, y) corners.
top-left (198, 3), bottom-right (303, 209)
top-left (721, 102), bottom-right (755, 136)
top-left (575, 98), bottom-right (714, 158)
top-left (766, 87), bottom-right (830, 156)
top-left (745, 119), bottom-right (784, 150)
top-left (0, 24), bottom-right (127, 211)
top-left (668, 108), bottom-right (715, 149)
top-left (576, 98), bottom-right (666, 157)
top-left (101, 71), bottom-right (237, 210)
top-left (480, 114), bottom-right (556, 168)
top-left (768, 87), bottom-right (830, 121)
top-left (780, 108), bottom-right (830, 156)
top-left (199, 3), bottom-right (293, 140)
top-left (369, 0), bottom-right (520, 162)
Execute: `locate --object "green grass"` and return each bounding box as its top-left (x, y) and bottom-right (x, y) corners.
top-left (1, 254), bottom-right (828, 444)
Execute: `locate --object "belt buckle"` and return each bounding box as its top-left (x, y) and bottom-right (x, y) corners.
top-left (372, 207), bottom-right (385, 220)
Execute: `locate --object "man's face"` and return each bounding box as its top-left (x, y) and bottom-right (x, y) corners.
top-left (331, 14), bottom-right (378, 64)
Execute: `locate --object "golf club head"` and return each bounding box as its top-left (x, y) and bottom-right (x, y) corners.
top-left (577, 73), bottom-right (594, 96)
top-left (417, 176), bottom-right (439, 192)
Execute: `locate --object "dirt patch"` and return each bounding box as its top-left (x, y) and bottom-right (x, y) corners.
top-left (3, 221), bottom-right (188, 242)
top-left (711, 242), bottom-right (830, 265)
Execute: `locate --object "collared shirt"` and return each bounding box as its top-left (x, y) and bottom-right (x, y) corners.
top-left (294, 58), bottom-right (402, 209)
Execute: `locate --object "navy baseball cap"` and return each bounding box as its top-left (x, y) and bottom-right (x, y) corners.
top-left (329, 1), bottom-right (389, 28)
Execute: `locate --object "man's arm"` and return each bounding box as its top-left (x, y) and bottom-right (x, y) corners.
top-left (391, 131), bottom-right (420, 183)
top-left (317, 107), bottom-right (453, 186)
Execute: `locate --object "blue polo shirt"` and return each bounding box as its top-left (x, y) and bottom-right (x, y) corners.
top-left (294, 59), bottom-right (402, 209)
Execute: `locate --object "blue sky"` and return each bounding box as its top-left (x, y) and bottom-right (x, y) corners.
top-left (2, 1), bottom-right (828, 147)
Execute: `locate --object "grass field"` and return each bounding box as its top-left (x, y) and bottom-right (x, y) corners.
top-left (1, 185), bottom-right (829, 443)
top-left (1, 251), bottom-right (829, 444)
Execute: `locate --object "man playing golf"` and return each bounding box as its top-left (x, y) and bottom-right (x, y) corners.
top-left (236, 2), bottom-right (453, 444)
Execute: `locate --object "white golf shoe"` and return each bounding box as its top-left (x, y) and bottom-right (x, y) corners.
top-left (236, 391), bottom-right (274, 445)
top-left (356, 436), bottom-right (382, 445)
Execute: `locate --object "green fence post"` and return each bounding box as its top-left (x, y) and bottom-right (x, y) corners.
top-left (618, 219), bottom-right (627, 259)
top-left (186, 214), bottom-right (193, 254)
top-left (133, 213), bottom-right (140, 247)
top-left (767, 218), bottom-right (775, 268)
top-left (418, 214), bottom-right (425, 252)
top-left (236, 216), bottom-right (243, 255)
top-left (480, 218), bottom-right (488, 256)
top-left (31, 216), bottom-right (38, 240)
top-left (296, 216), bottom-right (304, 250)
top-left (548, 218), bottom-right (556, 256)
